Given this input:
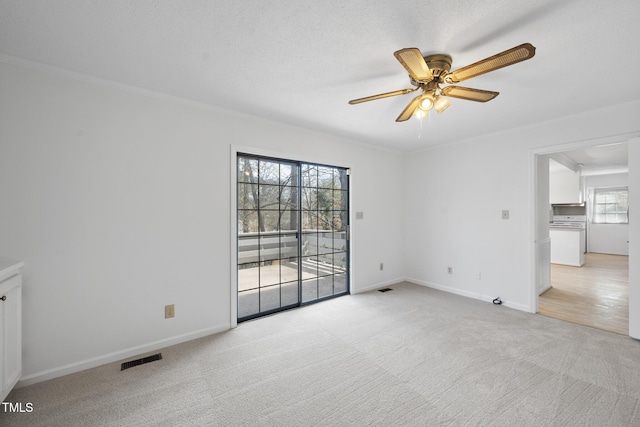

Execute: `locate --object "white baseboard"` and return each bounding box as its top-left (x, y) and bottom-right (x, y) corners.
top-left (406, 278), bottom-right (532, 313)
top-left (538, 284), bottom-right (552, 295)
top-left (17, 323), bottom-right (229, 388)
top-left (353, 277), bottom-right (406, 294)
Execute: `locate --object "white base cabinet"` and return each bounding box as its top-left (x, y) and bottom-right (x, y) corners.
top-left (550, 228), bottom-right (585, 267)
top-left (0, 260), bottom-right (23, 402)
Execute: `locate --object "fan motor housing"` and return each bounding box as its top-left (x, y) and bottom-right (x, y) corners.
top-left (410, 54), bottom-right (452, 86)
top-left (425, 54), bottom-right (452, 72)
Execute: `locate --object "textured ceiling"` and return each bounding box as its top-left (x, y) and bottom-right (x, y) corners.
top-left (1, 0), bottom-right (640, 152)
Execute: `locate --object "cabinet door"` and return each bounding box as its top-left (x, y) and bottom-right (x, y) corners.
top-left (1, 274), bottom-right (22, 401)
top-left (549, 164), bottom-right (582, 204)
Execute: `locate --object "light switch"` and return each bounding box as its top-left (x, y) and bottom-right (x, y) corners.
top-left (355, 211), bottom-right (364, 220)
top-left (502, 210), bottom-right (510, 220)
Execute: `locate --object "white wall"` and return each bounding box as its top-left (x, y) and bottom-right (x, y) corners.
top-left (629, 139), bottom-right (640, 339)
top-left (2, 57), bottom-right (639, 385)
top-left (0, 61), bottom-right (406, 384)
top-left (403, 101), bottom-right (640, 320)
top-left (403, 136), bottom-right (532, 311)
top-left (585, 173), bottom-right (629, 255)
top-left (536, 155), bottom-right (551, 295)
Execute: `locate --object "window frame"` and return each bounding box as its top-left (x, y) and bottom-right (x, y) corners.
top-left (592, 186), bottom-right (629, 224)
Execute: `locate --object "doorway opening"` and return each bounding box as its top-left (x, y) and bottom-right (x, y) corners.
top-left (534, 142), bottom-right (630, 334)
top-left (236, 153), bottom-right (350, 322)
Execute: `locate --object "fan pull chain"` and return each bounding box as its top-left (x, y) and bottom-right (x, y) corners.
top-left (417, 111), bottom-right (430, 139)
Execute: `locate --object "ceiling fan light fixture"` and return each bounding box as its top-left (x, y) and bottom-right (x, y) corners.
top-left (434, 96), bottom-right (451, 114)
top-left (414, 108), bottom-right (428, 119)
top-left (351, 42), bottom-right (536, 124)
top-left (419, 94), bottom-right (435, 111)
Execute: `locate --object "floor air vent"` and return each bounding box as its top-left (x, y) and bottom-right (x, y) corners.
top-left (121, 353), bottom-right (162, 371)
top-left (378, 288), bottom-right (393, 293)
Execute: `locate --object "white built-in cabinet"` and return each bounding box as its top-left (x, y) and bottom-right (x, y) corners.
top-left (549, 158), bottom-right (583, 204)
top-left (0, 260), bottom-right (23, 402)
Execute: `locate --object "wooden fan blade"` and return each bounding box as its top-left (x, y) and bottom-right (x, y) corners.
top-left (396, 93), bottom-right (423, 122)
top-left (447, 43), bottom-right (536, 83)
top-left (394, 48), bottom-right (433, 82)
top-left (348, 88), bottom-right (417, 105)
top-left (441, 86), bottom-right (499, 102)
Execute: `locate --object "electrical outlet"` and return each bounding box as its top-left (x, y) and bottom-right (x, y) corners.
top-left (380, 262), bottom-right (384, 271)
top-left (475, 272), bottom-right (482, 280)
top-left (165, 304), bottom-right (175, 319)
top-left (447, 266), bottom-right (453, 275)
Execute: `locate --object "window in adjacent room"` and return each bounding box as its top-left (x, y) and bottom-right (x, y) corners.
top-left (592, 186), bottom-right (629, 224)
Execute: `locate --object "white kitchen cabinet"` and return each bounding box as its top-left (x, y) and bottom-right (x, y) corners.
top-left (550, 228), bottom-right (585, 267)
top-left (549, 159), bottom-right (583, 204)
top-left (0, 260), bottom-right (23, 402)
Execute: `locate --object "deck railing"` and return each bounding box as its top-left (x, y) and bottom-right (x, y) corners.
top-left (238, 230), bottom-right (347, 268)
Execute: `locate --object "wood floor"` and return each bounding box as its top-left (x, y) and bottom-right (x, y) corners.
top-left (539, 253), bottom-right (629, 335)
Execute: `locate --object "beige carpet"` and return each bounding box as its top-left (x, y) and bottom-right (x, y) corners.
top-left (2, 282), bottom-right (640, 426)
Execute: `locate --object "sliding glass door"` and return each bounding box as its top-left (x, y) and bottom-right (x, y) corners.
top-left (300, 163), bottom-right (349, 302)
top-left (237, 154), bottom-right (349, 321)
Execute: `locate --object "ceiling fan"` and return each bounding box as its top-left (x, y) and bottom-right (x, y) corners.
top-left (348, 43), bottom-right (536, 122)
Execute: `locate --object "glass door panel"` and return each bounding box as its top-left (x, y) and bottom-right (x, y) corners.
top-left (237, 154), bottom-right (349, 321)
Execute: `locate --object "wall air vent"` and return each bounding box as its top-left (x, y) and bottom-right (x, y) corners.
top-left (120, 353), bottom-right (162, 371)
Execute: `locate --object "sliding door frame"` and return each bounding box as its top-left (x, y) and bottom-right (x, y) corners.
top-left (230, 145), bottom-right (352, 328)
